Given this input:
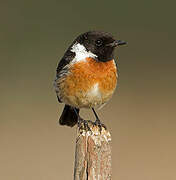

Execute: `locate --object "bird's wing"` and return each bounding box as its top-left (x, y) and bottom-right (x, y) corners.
top-left (56, 50), bottom-right (75, 74)
top-left (54, 50), bottom-right (75, 103)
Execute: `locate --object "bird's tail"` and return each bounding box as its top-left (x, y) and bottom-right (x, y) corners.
top-left (59, 105), bottom-right (79, 127)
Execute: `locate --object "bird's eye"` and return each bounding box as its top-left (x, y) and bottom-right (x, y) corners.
top-left (95, 39), bottom-right (103, 47)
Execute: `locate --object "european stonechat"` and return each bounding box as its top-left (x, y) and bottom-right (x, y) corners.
top-left (54, 31), bottom-right (126, 127)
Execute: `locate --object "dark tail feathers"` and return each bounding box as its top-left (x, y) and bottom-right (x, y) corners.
top-left (59, 105), bottom-right (79, 127)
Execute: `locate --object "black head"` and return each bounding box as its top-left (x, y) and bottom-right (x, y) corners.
top-left (74, 31), bottom-right (127, 62)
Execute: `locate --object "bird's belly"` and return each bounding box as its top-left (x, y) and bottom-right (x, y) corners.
top-left (58, 58), bottom-right (117, 108)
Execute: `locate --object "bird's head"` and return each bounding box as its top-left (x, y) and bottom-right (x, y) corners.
top-left (72, 31), bottom-right (127, 62)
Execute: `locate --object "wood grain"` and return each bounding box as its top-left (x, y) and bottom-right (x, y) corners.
top-left (74, 121), bottom-right (112, 180)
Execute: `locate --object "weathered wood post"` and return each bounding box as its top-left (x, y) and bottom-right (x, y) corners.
top-left (74, 121), bottom-right (112, 180)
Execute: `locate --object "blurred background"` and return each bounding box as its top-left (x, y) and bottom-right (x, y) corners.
top-left (0, 0), bottom-right (176, 179)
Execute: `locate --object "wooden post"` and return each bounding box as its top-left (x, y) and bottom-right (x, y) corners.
top-left (74, 121), bottom-right (112, 180)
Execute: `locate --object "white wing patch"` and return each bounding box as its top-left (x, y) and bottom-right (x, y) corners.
top-left (71, 43), bottom-right (97, 63)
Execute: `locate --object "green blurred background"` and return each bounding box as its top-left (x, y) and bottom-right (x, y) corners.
top-left (0, 0), bottom-right (176, 179)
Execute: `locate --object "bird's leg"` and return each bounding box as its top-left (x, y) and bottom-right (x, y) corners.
top-left (92, 108), bottom-right (107, 131)
top-left (73, 108), bottom-right (82, 126)
top-left (74, 108), bottom-right (91, 131)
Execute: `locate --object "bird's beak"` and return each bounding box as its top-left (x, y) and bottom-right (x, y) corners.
top-left (107, 40), bottom-right (127, 47)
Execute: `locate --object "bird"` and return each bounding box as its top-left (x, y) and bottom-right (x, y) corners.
top-left (54, 31), bottom-right (126, 128)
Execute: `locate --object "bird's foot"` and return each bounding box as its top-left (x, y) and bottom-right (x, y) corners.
top-left (93, 119), bottom-right (107, 132)
top-left (78, 117), bottom-right (91, 132)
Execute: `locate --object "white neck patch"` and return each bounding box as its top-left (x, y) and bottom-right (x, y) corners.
top-left (70, 43), bottom-right (97, 63)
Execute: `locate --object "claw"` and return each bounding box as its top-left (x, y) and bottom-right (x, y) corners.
top-left (78, 117), bottom-right (91, 132)
top-left (93, 119), bottom-right (107, 133)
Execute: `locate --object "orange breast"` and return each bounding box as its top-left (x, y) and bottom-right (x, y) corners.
top-left (67, 58), bottom-right (117, 94)
top-left (59, 58), bottom-right (117, 108)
